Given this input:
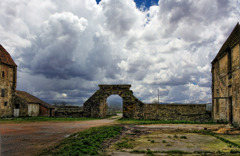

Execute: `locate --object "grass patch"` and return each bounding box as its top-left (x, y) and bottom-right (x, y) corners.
top-left (191, 130), bottom-right (240, 149)
top-left (117, 118), bottom-right (219, 125)
top-left (115, 137), bottom-right (134, 149)
top-left (0, 117), bottom-right (98, 123)
top-left (115, 140), bottom-right (133, 149)
top-left (37, 125), bottom-right (122, 156)
top-left (230, 150), bottom-right (240, 153)
top-left (180, 136), bottom-right (187, 139)
top-left (131, 149), bottom-right (192, 154)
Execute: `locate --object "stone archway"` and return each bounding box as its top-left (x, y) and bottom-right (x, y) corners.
top-left (83, 84), bottom-right (144, 118)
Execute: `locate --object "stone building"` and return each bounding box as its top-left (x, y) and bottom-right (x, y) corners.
top-left (0, 44), bottom-right (54, 117)
top-left (0, 45), bottom-right (17, 117)
top-left (15, 90), bottom-right (55, 117)
top-left (212, 23), bottom-right (240, 127)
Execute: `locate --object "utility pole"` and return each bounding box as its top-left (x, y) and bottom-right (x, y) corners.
top-left (158, 89), bottom-right (160, 104)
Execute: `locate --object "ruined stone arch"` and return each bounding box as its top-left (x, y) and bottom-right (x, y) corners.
top-left (83, 84), bottom-right (144, 118)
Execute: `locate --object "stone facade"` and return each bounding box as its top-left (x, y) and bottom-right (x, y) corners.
top-left (143, 104), bottom-right (210, 122)
top-left (55, 106), bottom-right (83, 117)
top-left (212, 23), bottom-right (240, 127)
top-left (83, 84), bottom-right (210, 121)
top-left (83, 84), bottom-right (144, 118)
top-left (0, 45), bottom-right (17, 117)
top-left (0, 45), bottom-right (55, 118)
top-left (13, 94), bottom-right (28, 117)
top-left (16, 90), bottom-right (55, 117)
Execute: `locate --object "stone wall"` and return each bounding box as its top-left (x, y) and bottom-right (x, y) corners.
top-left (212, 43), bottom-right (240, 127)
top-left (0, 64), bottom-right (16, 117)
top-left (211, 23), bottom-right (240, 127)
top-left (83, 84), bottom-right (144, 118)
top-left (13, 94), bottom-right (28, 117)
top-left (83, 84), bottom-right (211, 122)
top-left (55, 106), bottom-right (83, 117)
top-left (142, 104), bottom-right (211, 122)
top-left (39, 105), bottom-right (54, 117)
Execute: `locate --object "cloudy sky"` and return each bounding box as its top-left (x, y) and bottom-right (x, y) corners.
top-left (1, 0), bottom-right (239, 105)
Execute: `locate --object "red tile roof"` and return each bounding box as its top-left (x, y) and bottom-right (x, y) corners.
top-left (0, 44), bottom-right (17, 67)
top-left (16, 90), bottom-right (54, 109)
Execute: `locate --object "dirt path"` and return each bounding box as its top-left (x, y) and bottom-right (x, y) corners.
top-left (0, 118), bottom-right (116, 156)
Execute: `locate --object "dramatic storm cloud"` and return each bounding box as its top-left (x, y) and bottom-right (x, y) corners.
top-left (0, 0), bottom-right (239, 105)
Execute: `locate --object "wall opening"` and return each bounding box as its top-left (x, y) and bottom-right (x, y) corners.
top-left (106, 95), bottom-right (123, 116)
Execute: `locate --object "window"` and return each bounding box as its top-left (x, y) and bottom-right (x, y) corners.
top-left (216, 89), bottom-right (219, 96)
top-left (1, 89), bottom-right (5, 97)
top-left (227, 49), bottom-right (232, 79)
top-left (216, 99), bottom-right (219, 114)
top-left (4, 102), bottom-right (8, 106)
top-left (2, 71), bottom-right (4, 78)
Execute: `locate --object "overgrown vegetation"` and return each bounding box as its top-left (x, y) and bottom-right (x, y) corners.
top-left (191, 130), bottom-right (240, 148)
top-left (38, 125), bottom-right (122, 156)
top-left (0, 117), bottom-right (98, 123)
top-left (131, 149), bottom-right (192, 155)
top-left (131, 149), bottom-right (240, 155)
top-left (117, 118), bottom-right (221, 125)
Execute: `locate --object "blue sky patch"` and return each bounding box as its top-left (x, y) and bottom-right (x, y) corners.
top-left (96, 0), bottom-right (159, 9)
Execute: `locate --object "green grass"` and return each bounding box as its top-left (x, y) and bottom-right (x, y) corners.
top-left (191, 130), bottom-right (240, 148)
top-left (117, 118), bottom-right (220, 125)
top-left (115, 140), bottom-right (133, 149)
top-left (0, 117), bottom-right (98, 123)
top-left (131, 149), bottom-right (192, 154)
top-left (37, 125), bottom-right (122, 156)
top-left (115, 137), bottom-right (134, 149)
top-left (180, 136), bottom-right (187, 139)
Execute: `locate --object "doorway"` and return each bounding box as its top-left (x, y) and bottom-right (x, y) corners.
top-left (106, 95), bottom-right (123, 117)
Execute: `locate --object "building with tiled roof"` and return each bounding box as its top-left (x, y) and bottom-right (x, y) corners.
top-left (16, 90), bottom-right (54, 117)
top-left (0, 44), bottom-right (54, 117)
top-left (211, 22), bottom-right (240, 127)
top-left (0, 45), bottom-right (17, 67)
top-left (0, 44), bottom-right (17, 117)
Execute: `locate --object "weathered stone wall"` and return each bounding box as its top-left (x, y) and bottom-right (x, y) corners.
top-left (143, 104), bottom-right (210, 122)
top-left (13, 94), bottom-right (28, 117)
top-left (39, 105), bottom-right (54, 117)
top-left (231, 43), bottom-right (240, 127)
top-left (55, 106), bottom-right (83, 117)
top-left (0, 64), bottom-right (16, 117)
top-left (83, 84), bottom-right (211, 121)
top-left (83, 85), bottom-right (144, 118)
top-left (212, 42), bottom-right (240, 127)
top-left (28, 104), bottom-right (39, 117)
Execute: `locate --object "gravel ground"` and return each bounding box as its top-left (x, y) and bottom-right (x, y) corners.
top-left (0, 118), bottom-right (116, 156)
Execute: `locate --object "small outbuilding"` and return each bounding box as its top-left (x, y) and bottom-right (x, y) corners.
top-left (15, 90), bottom-right (54, 117)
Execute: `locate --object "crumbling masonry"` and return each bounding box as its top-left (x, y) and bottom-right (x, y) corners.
top-left (83, 84), bottom-right (210, 122)
top-left (83, 85), bottom-right (144, 118)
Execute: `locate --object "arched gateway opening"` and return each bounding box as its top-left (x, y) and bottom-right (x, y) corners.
top-left (83, 84), bottom-right (144, 118)
top-left (107, 95), bottom-right (123, 116)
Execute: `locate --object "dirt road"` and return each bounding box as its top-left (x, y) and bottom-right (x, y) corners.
top-left (0, 118), bottom-right (116, 156)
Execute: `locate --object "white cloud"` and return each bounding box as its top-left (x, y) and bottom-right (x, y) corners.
top-left (0, 0), bottom-right (239, 105)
